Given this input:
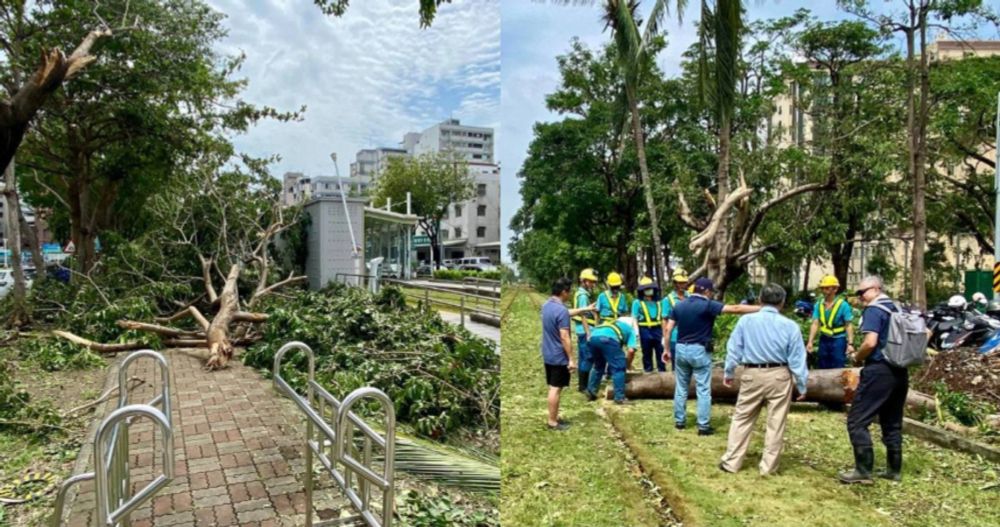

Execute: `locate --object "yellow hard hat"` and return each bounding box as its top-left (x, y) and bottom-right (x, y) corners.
top-left (672, 268), bottom-right (689, 282)
top-left (818, 275), bottom-right (840, 288)
top-left (638, 277), bottom-right (654, 287)
top-left (606, 272), bottom-right (623, 287)
top-left (687, 284), bottom-right (695, 293)
top-left (579, 268), bottom-right (598, 282)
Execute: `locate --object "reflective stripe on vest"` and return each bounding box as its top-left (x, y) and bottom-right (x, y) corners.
top-left (608, 294), bottom-right (625, 316)
top-left (638, 301), bottom-right (661, 327)
top-left (819, 298), bottom-right (847, 336)
top-left (572, 290), bottom-right (598, 324)
top-left (596, 322), bottom-right (625, 344)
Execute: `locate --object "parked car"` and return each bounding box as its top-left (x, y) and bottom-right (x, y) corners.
top-left (0, 268), bottom-right (34, 299)
top-left (442, 259), bottom-right (459, 270)
top-left (457, 257), bottom-right (497, 272)
top-left (415, 262), bottom-right (434, 276)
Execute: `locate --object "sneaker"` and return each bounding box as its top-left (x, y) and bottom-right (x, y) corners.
top-left (718, 462), bottom-right (735, 474)
top-left (698, 427), bottom-right (715, 436)
top-left (585, 391), bottom-right (598, 402)
top-left (613, 398), bottom-right (631, 405)
top-left (547, 422), bottom-right (570, 431)
top-left (675, 423), bottom-right (686, 430)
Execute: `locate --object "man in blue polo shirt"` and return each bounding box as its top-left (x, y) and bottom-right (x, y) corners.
top-left (663, 277), bottom-right (759, 435)
top-left (541, 277), bottom-right (596, 431)
top-left (839, 275), bottom-right (908, 484)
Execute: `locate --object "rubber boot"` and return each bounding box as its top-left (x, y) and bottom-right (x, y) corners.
top-left (577, 370), bottom-right (588, 392)
top-left (878, 447), bottom-right (902, 482)
top-left (837, 446), bottom-right (874, 484)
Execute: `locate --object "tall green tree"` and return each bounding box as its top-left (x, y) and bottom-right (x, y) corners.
top-left (314, 0), bottom-right (452, 27)
top-left (14, 0), bottom-right (300, 276)
top-left (371, 154), bottom-right (474, 269)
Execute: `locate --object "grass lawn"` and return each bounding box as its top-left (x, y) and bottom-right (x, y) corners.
top-left (502, 286), bottom-right (1000, 527)
top-left (501, 287), bottom-right (670, 526)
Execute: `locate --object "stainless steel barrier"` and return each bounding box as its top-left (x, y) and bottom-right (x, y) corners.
top-left (51, 350), bottom-right (175, 527)
top-left (273, 341), bottom-right (396, 527)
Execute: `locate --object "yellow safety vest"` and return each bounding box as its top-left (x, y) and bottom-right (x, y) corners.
top-left (572, 289), bottom-right (598, 325)
top-left (638, 300), bottom-right (661, 327)
top-left (608, 293), bottom-right (625, 317)
top-left (819, 298), bottom-right (847, 337)
top-left (666, 292), bottom-right (685, 308)
top-left (596, 322), bottom-right (625, 343)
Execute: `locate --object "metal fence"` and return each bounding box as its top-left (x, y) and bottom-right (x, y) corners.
top-left (52, 350), bottom-right (175, 527)
top-left (273, 341), bottom-right (396, 527)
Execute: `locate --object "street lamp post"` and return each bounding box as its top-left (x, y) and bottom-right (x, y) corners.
top-left (994, 92), bottom-right (1000, 301)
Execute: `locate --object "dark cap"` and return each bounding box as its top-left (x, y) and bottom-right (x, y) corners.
top-left (694, 277), bottom-right (715, 292)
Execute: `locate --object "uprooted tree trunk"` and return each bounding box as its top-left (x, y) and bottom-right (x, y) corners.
top-left (51, 201), bottom-right (307, 370)
top-left (616, 367), bottom-right (937, 412)
top-left (676, 168), bottom-right (834, 295)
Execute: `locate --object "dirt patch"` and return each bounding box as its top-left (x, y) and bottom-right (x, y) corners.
top-left (912, 349), bottom-right (1000, 406)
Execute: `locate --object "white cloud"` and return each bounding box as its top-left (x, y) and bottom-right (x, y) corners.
top-left (206, 0), bottom-right (500, 176)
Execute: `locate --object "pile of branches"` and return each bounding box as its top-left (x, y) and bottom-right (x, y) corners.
top-left (914, 349), bottom-right (1000, 407)
top-left (242, 284), bottom-right (500, 442)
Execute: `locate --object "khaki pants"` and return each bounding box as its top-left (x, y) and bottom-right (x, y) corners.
top-left (719, 366), bottom-right (793, 475)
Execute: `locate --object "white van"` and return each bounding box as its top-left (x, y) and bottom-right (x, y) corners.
top-left (457, 257), bottom-right (496, 272)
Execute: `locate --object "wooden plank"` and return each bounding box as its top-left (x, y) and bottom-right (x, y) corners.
top-left (902, 417), bottom-right (1000, 463)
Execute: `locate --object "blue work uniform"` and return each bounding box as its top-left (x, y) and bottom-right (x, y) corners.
top-left (572, 287), bottom-right (598, 376)
top-left (596, 290), bottom-right (630, 322)
top-left (812, 297), bottom-right (853, 369)
top-left (632, 298), bottom-right (666, 372)
top-left (586, 320), bottom-right (637, 402)
top-left (669, 294), bottom-right (724, 430)
top-left (662, 291), bottom-right (687, 371)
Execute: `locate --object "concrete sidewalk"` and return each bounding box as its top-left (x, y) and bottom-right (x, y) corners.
top-left (437, 310), bottom-right (500, 349)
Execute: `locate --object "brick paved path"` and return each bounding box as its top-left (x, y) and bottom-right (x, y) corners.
top-left (62, 348), bottom-right (351, 527)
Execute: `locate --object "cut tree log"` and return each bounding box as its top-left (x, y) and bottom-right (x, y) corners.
top-left (51, 330), bottom-right (143, 353)
top-left (617, 367), bottom-right (937, 412)
top-left (116, 320), bottom-right (204, 339)
top-left (902, 417), bottom-right (1000, 464)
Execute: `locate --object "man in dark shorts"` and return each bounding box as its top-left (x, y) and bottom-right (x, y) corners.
top-left (541, 277), bottom-right (596, 430)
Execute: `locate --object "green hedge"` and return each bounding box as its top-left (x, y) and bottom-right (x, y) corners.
top-left (432, 269), bottom-right (501, 281)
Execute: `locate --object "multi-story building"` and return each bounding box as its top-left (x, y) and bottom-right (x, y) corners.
top-left (282, 172), bottom-right (371, 206)
top-left (747, 38), bottom-right (999, 296)
top-left (406, 118), bottom-right (495, 164)
top-left (437, 162), bottom-right (502, 263)
top-left (350, 147), bottom-right (409, 182)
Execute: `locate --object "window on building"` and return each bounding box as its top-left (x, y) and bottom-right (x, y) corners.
top-left (477, 204), bottom-right (487, 216)
top-left (473, 154), bottom-right (483, 159)
top-left (442, 230), bottom-right (449, 240)
top-left (454, 205), bottom-right (462, 217)
top-left (455, 227), bottom-right (462, 238)
top-left (477, 226), bottom-right (486, 238)
top-left (477, 184), bottom-right (487, 197)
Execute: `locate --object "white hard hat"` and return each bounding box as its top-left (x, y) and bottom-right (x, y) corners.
top-left (947, 295), bottom-right (968, 309)
top-left (972, 292), bottom-right (987, 304)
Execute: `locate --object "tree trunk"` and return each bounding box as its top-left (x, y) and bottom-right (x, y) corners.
top-left (910, 7), bottom-right (929, 309)
top-left (18, 205), bottom-right (45, 277)
top-left (628, 89), bottom-right (665, 285)
top-left (618, 368), bottom-right (936, 412)
top-left (205, 264), bottom-right (241, 370)
top-left (709, 116), bottom-right (733, 286)
top-left (2, 159), bottom-right (28, 325)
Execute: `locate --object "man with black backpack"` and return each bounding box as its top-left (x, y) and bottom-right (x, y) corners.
top-left (839, 275), bottom-right (927, 484)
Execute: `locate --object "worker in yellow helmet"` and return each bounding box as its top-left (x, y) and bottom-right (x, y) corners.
top-left (806, 275), bottom-right (855, 369)
top-left (632, 277), bottom-right (666, 372)
top-left (598, 272), bottom-right (634, 369)
top-left (572, 268), bottom-right (600, 391)
top-left (660, 268), bottom-right (690, 372)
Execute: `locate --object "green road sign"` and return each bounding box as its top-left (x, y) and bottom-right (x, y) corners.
top-left (413, 235), bottom-right (430, 247)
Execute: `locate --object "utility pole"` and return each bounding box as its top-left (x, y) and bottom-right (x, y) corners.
top-left (994, 92), bottom-right (1000, 301)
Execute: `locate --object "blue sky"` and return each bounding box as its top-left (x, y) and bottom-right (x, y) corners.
top-left (498, 0), bottom-right (999, 263)
top-left (205, 0), bottom-right (500, 176)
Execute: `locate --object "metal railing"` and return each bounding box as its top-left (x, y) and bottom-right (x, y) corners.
top-left (52, 350), bottom-right (174, 527)
top-left (274, 341), bottom-right (396, 527)
top-left (334, 273), bottom-right (500, 328)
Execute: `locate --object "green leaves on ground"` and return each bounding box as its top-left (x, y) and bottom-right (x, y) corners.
top-left (242, 283), bottom-right (499, 444)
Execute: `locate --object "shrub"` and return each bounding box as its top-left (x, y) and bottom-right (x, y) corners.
top-left (432, 270), bottom-right (501, 281)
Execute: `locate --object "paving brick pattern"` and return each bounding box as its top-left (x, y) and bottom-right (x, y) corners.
top-left (62, 349), bottom-right (351, 526)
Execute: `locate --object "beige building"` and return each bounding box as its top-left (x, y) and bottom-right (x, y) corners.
top-left (746, 38), bottom-right (999, 296)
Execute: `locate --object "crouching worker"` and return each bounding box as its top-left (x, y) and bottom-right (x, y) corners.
top-left (632, 278), bottom-right (667, 372)
top-left (585, 316), bottom-right (638, 404)
top-left (719, 284), bottom-right (809, 475)
top-left (541, 277), bottom-right (597, 431)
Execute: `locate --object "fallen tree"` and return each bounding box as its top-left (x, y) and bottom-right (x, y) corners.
top-left (49, 165), bottom-right (306, 370)
top-left (614, 367), bottom-right (937, 412)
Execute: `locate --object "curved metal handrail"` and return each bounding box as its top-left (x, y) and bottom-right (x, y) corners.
top-left (51, 350), bottom-right (174, 527)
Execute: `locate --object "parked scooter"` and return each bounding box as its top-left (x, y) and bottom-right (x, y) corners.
top-left (927, 295), bottom-right (1000, 351)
